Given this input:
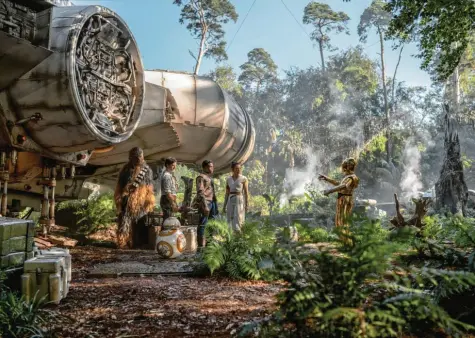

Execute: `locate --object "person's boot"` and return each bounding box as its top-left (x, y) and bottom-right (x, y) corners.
top-left (196, 227), bottom-right (206, 258)
top-left (199, 236), bottom-right (206, 249)
top-left (197, 232), bottom-right (206, 249)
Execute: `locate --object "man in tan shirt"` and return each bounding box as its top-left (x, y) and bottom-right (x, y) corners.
top-left (160, 157), bottom-right (179, 222)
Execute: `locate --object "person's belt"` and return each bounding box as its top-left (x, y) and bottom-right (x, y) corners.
top-left (337, 193), bottom-right (352, 197)
top-left (230, 192), bottom-right (241, 195)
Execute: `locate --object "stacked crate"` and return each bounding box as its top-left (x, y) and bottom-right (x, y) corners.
top-left (0, 217), bottom-right (72, 304)
top-left (22, 255), bottom-right (68, 304)
top-left (0, 217), bottom-right (35, 271)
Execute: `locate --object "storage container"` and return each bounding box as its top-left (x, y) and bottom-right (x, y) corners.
top-left (0, 217), bottom-right (35, 270)
top-left (183, 227), bottom-right (197, 253)
top-left (22, 256), bottom-right (67, 304)
top-left (37, 248), bottom-right (72, 282)
top-left (0, 217), bottom-right (35, 241)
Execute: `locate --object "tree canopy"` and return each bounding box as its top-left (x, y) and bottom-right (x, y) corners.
top-left (357, 0), bottom-right (391, 43)
top-left (238, 48), bottom-right (278, 94)
top-left (303, 2), bottom-right (350, 70)
top-left (173, 0), bottom-right (238, 74)
top-left (386, 0), bottom-right (475, 80)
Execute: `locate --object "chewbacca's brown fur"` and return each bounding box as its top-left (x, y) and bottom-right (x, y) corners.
top-left (115, 163), bottom-right (155, 249)
top-left (117, 232), bottom-right (130, 249)
top-left (128, 184), bottom-right (155, 217)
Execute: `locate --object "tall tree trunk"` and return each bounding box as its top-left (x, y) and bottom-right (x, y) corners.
top-left (378, 27), bottom-right (390, 164)
top-left (194, 27), bottom-right (207, 75)
top-left (256, 80), bottom-right (261, 96)
top-left (391, 45), bottom-right (404, 115)
top-left (390, 45), bottom-right (404, 159)
top-left (435, 108), bottom-right (468, 216)
top-left (318, 39), bottom-right (325, 71)
top-left (453, 66), bottom-right (460, 118)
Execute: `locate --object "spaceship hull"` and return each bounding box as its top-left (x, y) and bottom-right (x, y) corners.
top-left (0, 0), bottom-right (255, 210)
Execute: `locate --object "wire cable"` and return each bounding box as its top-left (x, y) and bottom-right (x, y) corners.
top-left (226, 0), bottom-right (258, 52)
top-left (280, 0), bottom-right (383, 68)
top-left (280, 0), bottom-right (312, 41)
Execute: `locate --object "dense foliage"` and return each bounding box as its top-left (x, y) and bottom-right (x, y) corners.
top-left (202, 218), bottom-right (275, 280)
top-left (386, 0), bottom-right (475, 80)
top-left (0, 274), bottom-right (47, 338)
top-left (239, 218), bottom-right (475, 337)
top-left (173, 0), bottom-right (238, 74)
top-left (57, 193), bottom-right (116, 235)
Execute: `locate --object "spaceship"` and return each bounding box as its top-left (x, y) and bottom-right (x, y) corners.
top-left (0, 0), bottom-right (255, 227)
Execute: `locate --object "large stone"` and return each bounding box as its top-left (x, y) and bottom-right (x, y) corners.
top-left (87, 260), bottom-right (197, 278)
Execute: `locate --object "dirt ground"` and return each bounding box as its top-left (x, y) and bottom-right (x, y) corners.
top-left (45, 246), bottom-right (280, 338)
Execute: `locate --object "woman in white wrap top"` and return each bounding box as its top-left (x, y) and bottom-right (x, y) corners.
top-left (223, 162), bottom-right (249, 231)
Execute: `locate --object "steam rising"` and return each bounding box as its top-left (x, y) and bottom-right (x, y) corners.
top-left (280, 147), bottom-right (325, 206)
top-left (400, 139), bottom-right (423, 200)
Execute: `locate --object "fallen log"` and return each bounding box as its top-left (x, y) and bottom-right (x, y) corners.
top-left (34, 237), bottom-right (53, 249)
top-left (46, 234), bottom-right (78, 248)
top-left (390, 193), bottom-right (431, 229)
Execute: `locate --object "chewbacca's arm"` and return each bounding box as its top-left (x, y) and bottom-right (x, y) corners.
top-left (114, 166), bottom-right (128, 213)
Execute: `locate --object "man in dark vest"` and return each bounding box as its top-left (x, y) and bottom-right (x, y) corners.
top-left (192, 160), bottom-right (218, 248)
top-left (114, 147), bottom-right (155, 248)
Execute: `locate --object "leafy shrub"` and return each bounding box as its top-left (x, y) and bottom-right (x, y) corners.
top-left (248, 195), bottom-right (270, 216)
top-left (348, 215), bottom-right (391, 244)
top-left (57, 192), bottom-right (116, 235)
top-left (240, 218), bottom-right (475, 337)
top-left (295, 223), bottom-right (330, 243)
top-left (440, 216), bottom-right (475, 248)
top-left (278, 196), bottom-right (311, 215)
top-left (421, 215), bottom-right (444, 240)
top-left (304, 187), bottom-right (336, 228)
top-left (0, 274), bottom-right (47, 338)
top-left (202, 218), bottom-right (275, 280)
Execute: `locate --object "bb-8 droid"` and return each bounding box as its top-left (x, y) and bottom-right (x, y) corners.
top-left (156, 217), bottom-right (187, 259)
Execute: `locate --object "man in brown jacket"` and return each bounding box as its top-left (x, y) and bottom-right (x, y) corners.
top-left (192, 160), bottom-right (218, 248)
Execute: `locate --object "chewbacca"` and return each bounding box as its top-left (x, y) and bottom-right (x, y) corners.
top-left (114, 147), bottom-right (155, 248)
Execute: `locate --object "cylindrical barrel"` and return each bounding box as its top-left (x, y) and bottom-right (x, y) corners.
top-left (6, 5), bottom-right (145, 153)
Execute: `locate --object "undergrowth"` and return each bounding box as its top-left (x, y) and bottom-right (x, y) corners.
top-left (294, 223), bottom-right (332, 243)
top-left (57, 192), bottom-right (116, 235)
top-left (0, 273), bottom-right (48, 338)
top-left (239, 218), bottom-right (475, 337)
top-left (202, 218), bottom-right (275, 280)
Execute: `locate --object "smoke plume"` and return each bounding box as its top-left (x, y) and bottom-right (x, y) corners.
top-left (400, 139), bottom-right (423, 200)
top-left (280, 147), bottom-right (325, 206)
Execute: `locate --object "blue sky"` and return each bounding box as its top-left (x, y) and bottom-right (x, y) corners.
top-left (74, 0), bottom-right (431, 87)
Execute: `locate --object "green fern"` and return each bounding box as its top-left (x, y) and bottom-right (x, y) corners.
top-left (57, 192), bottom-right (116, 235)
top-left (244, 217), bottom-right (475, 337)
top-left (201, 219), bottom-right (275, 280)
top-left (0, 275), bottom-right (48, 338)
top-left (203, 240), bottom-right (226, 274)
top-left (295, 223), bottom-right (330, 243)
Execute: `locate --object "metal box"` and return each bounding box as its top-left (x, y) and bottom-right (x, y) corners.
top-left (0, 236), bottom-right (34, 255)
top-left (37, 248), bottom-right (72, 282)
top-left (22, 256), bottom-right (67, 305)
top-left (183, 226), bottom-right (197, 253)
top-left (0, 217), bottom-right (35, 269)
top-left (0, 217), bottom-right (35, 241)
